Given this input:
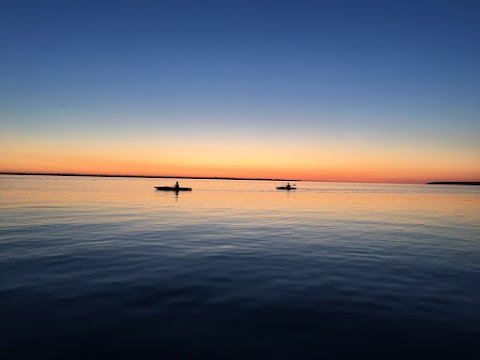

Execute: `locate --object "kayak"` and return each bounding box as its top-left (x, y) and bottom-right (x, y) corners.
top-left (155, 186), bottom-right (192, 191)
top-left (276, 186), bottom-right (296, 190)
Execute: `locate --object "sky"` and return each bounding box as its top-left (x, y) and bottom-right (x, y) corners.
top-left (1, 0), bottom-right (479, 183)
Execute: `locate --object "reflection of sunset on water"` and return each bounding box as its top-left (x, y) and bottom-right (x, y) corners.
top-left (3, 175), bottom-right (478, 229)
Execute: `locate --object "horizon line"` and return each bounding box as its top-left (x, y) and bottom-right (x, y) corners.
top-left (0, 172), bottom-right (301, 182)
top-left (0, 171), bottom-right (459, 184)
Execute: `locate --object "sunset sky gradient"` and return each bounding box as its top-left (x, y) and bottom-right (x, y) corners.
top-left (1, 0), bottom-right (479, 182)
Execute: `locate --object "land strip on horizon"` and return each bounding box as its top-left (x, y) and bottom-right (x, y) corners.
top-left (427, 182), bottom-right (480, 186)
top-left (0, 172), bottom-right (301, 182)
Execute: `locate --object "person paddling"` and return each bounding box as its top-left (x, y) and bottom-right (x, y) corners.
top-left (174, 181), bottom-right (180, 190)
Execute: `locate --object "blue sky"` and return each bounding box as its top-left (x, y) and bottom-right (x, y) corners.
top-left (1, 0), bottom-right (479, 181)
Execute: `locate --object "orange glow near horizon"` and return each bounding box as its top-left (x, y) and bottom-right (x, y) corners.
top-left (2, 132), bottom-right (479, 183)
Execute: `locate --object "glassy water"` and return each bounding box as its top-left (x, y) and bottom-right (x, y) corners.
top-left (1, 175), bottom-right (479, 358)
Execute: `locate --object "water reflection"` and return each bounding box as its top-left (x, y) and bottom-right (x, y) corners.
top-left (1, 175), bottom-right (480, 358)
top-left (1, 175), bottom-right (479, 226)
top-left (154, 188), bottom-right (191, 201)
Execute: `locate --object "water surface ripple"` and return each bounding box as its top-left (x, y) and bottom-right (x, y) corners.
top-left (1, 176), bottom-right (479, 358)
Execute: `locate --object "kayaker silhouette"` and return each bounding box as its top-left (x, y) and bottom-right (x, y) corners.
top-left (286, 183), bottom-right (291, 190)
top-left (174, 181), bottom-right (180, 190)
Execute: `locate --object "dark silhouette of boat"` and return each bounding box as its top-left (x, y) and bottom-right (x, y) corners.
top-left (155, 186), bottom-right (192, 191)
top-left (277, 183), bottom-right (296, 190)
top-left (155, 181), bottom-right (191, 192)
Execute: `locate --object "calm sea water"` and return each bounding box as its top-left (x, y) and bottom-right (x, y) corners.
top-left (1, 175), bottom-right (479, 358)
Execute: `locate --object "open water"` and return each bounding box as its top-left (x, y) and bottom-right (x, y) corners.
top-left (1, 175), bottom-right (479, 358)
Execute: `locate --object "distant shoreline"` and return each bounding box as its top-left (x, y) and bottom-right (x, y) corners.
top-left (427, 182), bottom-right (480, 186)
top-left (0, 172), bottom-right (300, 182)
